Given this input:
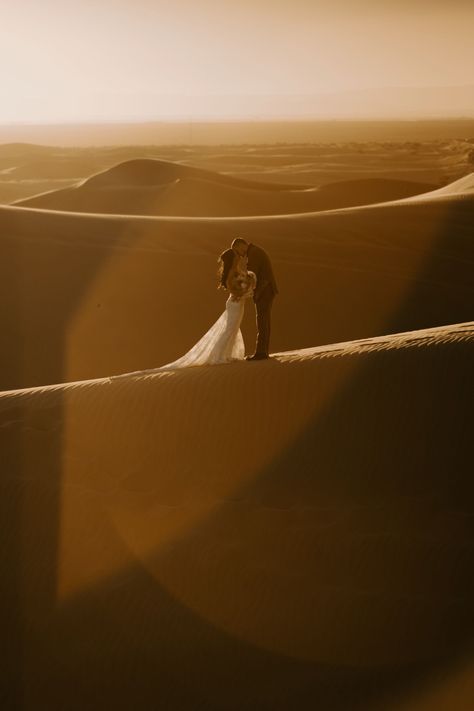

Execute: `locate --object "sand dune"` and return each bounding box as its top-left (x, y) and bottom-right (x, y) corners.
top-left (1, 172), bottom-right (473, 391)
top-left (79, 157), bottom-right (305, 191)
top-left (1, 321), bottom-right (473, 709)
top-left (14, 158), bottom-right (436, 216)
top-left (2, 137), bottom-right (471, 204)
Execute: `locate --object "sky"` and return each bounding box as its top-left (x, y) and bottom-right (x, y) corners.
top-left (1, 0), bottom-right (474, 122)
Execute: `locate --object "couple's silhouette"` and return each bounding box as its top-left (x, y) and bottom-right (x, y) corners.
top-left (219, 237), bottom-right (278, 361)
top-left (112, 238), bottom-right (278, 378)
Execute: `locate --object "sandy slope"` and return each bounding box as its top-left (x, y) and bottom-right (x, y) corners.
top-left (1, 321), bottom-right (473, 710)
top-left (405, 173), bottom-right (474, 200)
top-left (14, 158), bottom-right (435, 216)
top-left (1, 172), bottom-right (473, 391)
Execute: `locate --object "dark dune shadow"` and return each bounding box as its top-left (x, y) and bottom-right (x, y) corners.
top-left (385, 198), bottom-right (474, 336)
top-left (137, 338), bottom-right (473, 709)
top-left (25, 553), bottom-right (446, 711)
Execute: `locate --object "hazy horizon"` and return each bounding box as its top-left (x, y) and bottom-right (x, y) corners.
top-left (2, 0), bottom-right (474, 123)
top-left (2, 85), bottom-right (474, 125)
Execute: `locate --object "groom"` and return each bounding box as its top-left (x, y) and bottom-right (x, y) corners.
top-left (219, 237), bottom-right (278, 360)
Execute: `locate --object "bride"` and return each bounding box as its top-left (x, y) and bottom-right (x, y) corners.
top-left (112, 252), bottom-right (256, 378)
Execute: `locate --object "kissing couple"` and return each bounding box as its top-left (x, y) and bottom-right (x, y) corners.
top-left (112, 237), bottom-right (278, 378)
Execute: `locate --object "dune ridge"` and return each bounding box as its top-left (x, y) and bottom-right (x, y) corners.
top-left (14, 158), bottom-right (437, 216)
top-left (405, 172), bottom-right (474, 201)
top-left (2, 320), bottom-right (472, 396)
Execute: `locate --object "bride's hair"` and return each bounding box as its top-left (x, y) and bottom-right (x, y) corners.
top-left (217, 250), bottom-right (234, 290)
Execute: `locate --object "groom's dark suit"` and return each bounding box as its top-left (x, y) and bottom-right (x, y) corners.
top-left (220, 243), bottom-right (278, 356)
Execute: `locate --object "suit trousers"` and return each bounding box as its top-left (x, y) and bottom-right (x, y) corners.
top-left (254, 285), bottom-right (275, 356)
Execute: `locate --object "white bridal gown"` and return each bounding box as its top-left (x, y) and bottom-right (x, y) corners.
top-left (112, 275), bottom-right (255, 379)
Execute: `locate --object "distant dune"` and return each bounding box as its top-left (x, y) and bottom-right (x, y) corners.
top-left (2, 139), bottom-right (472, 204)
top-left (14, 158), bottom-right (436, 216)
top-left (1, 321), bottom-right (473, 709)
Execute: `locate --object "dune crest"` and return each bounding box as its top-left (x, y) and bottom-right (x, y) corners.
top-left (14, 157), bottom-right (438, 217)
top-left (406, 172), bottom-right (474, 200)
top-left (1, 320), bottom-right (471, 396)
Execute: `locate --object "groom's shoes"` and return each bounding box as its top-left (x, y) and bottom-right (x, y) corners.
top-left (245, 353), bottom-right (269, 361)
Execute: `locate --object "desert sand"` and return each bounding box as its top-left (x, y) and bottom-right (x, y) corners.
top-left (1, 321), bottom-right (473, 710)
top-left (1, 138), bottom-right (473, 710)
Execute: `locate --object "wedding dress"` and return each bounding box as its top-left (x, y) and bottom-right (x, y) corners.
top-left (111, 263), bottom-right (256, 378)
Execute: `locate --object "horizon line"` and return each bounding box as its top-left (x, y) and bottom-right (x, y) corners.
top-left (2, 115), bottom-right (474, 127)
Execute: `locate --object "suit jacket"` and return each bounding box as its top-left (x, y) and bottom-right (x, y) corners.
top-left (220, 243), bottom-right (278, 301)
